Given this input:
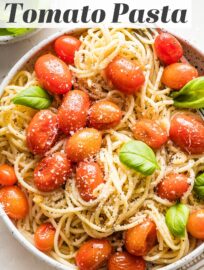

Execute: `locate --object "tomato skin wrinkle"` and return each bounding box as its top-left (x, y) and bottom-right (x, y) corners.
top-left (26, 110), bottom-right (59, 155)
top-left (132, 119), bottom-right (168, 150)
top-left (170, 112), bottom-right (204, 154)
top-left (76, 239), bottom-right (112, 270)
top-left (108, 252), bottom-right (146, 270)
top-left (154, 33), bottom-right (183, 65)
top-left (157, 173), bottom-right (189, 201)
top-left (76, 162), bottom-right (104, 201)
top-left (34, 223), bottom-right (56, 252)
top-left (34, 152), bottom-right (71, 192)
top-left (58, 90), bottom-right (90, 134)
top-left (0, 186), bottom-right (29, 220)
top-left (54, 35), bottom-right (81, 64)
top-left (0, 164), bottom-right (17, 186)
top-left (105, 56), bottom-right (145, 95)
top-left (125, 219), bottom-right (157, 256)
top-left (35, 54), bottom-right (72, 95)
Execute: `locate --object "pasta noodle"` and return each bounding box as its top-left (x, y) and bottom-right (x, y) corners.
top-left (0, 28), bottom-right (203, 269)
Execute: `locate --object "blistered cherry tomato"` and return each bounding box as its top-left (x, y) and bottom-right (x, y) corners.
top-left (154, 33), bottom-right (183, 65)
top-left (27, 110), bottom-right (59, 155)
top-left (35, 54), bottom-right (72, 94)
top-left (76, 162), bottom-right (104, 201)
top-left (161, 63), bottom-right (198, 90)
top-left (66, 128), bottom-right (102, 162)
top-left (89, 100), bottom-right (122, 130)
top-left (0, 164), bottom-right (17, 186)
top-left (58, 90), bottom-right (90, 134)
top-left (132, 119), bottom-right (168, 150)
top-left (0, 186), bottom-right (28, 219)
top-left (187, 209), bottom-right (204, 240)
top-left (34, 152), bottom-right (71, 192)
top-left (170, 112), bottom-right (204, 154)
top-left (157, 173), bottom-right (189, 201)
top-left (105, 56), bottom-right (145, 95)
top-left (54, 35), bottom-right (81, 64)
top-left (108, 252), bottom-right (146, 270)
top-left (76, 239), bottom-right (112, 270)
top-left (34, 223), bottom-right (56, 252)
top-left (125, 219), bottom-right (157, 256)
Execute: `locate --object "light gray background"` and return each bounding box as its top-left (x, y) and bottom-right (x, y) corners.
top-left (0, 1), bottom-right (204, 269)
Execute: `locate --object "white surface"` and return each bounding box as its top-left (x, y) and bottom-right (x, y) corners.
top-left (0, 1), bottom-right (204, 269)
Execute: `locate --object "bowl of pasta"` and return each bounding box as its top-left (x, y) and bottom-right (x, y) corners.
top-left (0, 27), bottom-right (204, 270)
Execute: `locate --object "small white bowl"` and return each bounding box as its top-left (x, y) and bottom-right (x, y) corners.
top-left (0, 29), bottom-right (41, 45)
top-left (0, 28), bottom-right (204, 270)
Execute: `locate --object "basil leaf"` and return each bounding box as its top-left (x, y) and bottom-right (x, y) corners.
top-left (172, 77), bottom-right (204, 109)
top-left (119, 140), bottom-right (160, 176)
top-left (194, 172), bottom-right (204, 198)
top-left (12, 86), bottom-right (53, 110)
top-left (7, 28), bottom-right (32, 36)
top-left (166, 203), bottom-right (189, 237)
top-left (0, 29), bottom-right (11, 36)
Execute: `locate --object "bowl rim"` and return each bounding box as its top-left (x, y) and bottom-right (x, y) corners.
top-left (0, 27), bottom-right (204, 270)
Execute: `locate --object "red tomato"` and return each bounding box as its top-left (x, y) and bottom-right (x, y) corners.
top-left (89, 100), bottom-right (122, 130)
top-left (54, 35), bottom-right (81, 64)
top-left (34, 223), bottom-right (56, 252)
top-left (65, 128), bottom-right (102, 162)
top-left (0, 164), bottom-right (17, 186)
top-left (162, 63), bottom-right (198, 90)
top-left (0, 186), bottom-right (28, 219)
top-left (27, 110), bottom-right (59, 155)
top-left (35, 54), bottom-right (72, 94)
top-left (157, 173), bottom-right (189, 201)
top-left (76, 239), bottom-right (112, 270)
top-left (170, 112), bottom-right (204, 154)
top-left (76, 162), bottom-right (104, 201)
top-left (34, 152), bottom-right (71, 192)
top-left (108, 252), bottom-right (146, 270)
top-left (132, 119), bottom-right (168, 150)
top-left (154, 33), bottom-right (183, 65)
top-left (58, 90), bottom-right (90, 134)
top-left (125, 219), bottom-right (157, 256)
top-left (187, 209), bottom-right (204, 240)
top-left (105, 56), bottom-right (145, 95)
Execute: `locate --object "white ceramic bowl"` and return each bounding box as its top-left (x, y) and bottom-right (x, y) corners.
top-left (0, 29), bottom-right (41, 45)
top-left (0, 28), bottom-right (204, 270)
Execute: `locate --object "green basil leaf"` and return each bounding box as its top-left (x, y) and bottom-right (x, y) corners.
top-left (194, 172), bottom-right (204, 198)
top-left (12, 86), bottom-right (53, 110)
top-left (0, 29), bottom-right (11, 36)
top-left (172, 77), bottom-right (204, 109)
top-left (166, 203), bottom-right (189, 237)
top-left (7, 28), bottom-right (33, 36)
top-left (119, 140), bottom-right (160, 176)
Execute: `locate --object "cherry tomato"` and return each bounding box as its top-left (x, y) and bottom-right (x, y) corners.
top-left (76, 239), bottom-right (112, 270)
top-left (58, 90), bottom-right (90, 134)
top-left (0, 186), bottom-right (28, 219)
top-left (76, 162), bottom-right (104, 201)
top-left (157, 173), bottom-right (189, 201)
top-left (125, 219), bottom-right (157, 256)
top-left (170, 112), bottom-right (204, 154)
top-left (187, 209), bottom-right (204, 240)
top-left (154, 33), bottom-right (183, 65)
top-left (27, 110), bottom-right (59, 155)
top-left (108, 252), bottom-right (146, 270)
top-left (54, 35), bottom-right (81, 64)
top-left (34, 152), bottom-right (71, 192)
top-left (0, 164), bottom-right (17, 186)
top-left (162, 63), bottom-right (198, 90)
top-left (34, 223), bottom-right (56, 252)
top-left (132, 119), bottom-right (168, 150)
top-left (66, 128), bottom-right (102, 162)
top-left (89, 100), bottom-right (122, 130)
top-left (105, 56), bottom-right (145, 95)
top-left (35, 54), bottom-right (72, 94)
